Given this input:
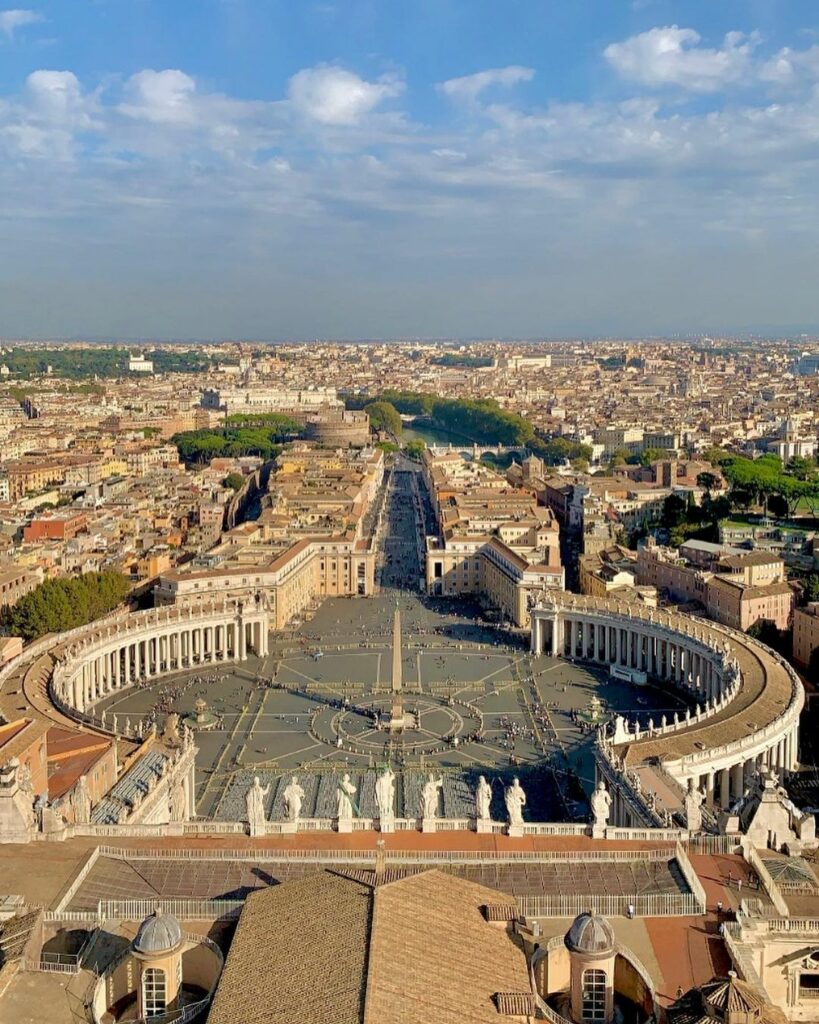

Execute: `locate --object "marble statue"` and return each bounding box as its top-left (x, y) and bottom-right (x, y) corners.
top-left (375, 765), bottom-right (395, 825)
top-left (505, 778), bottom-right (526, 826)
top-left (163, 712), bottom-right (181, 746)
top-left (71, 774), bottom-right (91, 825)
top-left (591, 779), bottom-right (612, 830)
top-left (283, 776), bottom-right (305, 823)
top-left (169, 778), bottom-right (188, 823)
top-left (475, 776), bottom-right (492, 821)
top-left (246, 776), bottom-right (271, 836)
top-left (337, 773), bottom-right (357, 822)
top-left (421, 773), bottom-right (443, 819)
top-left (684, 780), bottom-right (705, 833)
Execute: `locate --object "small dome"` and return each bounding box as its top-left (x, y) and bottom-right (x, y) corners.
top-left (565, 911), bottom-right (615, 955)
top-left (133, 910), bottom-right (183, 955)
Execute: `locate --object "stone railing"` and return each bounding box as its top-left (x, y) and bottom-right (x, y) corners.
top-left (518, 891), bottom-right (701, 918)
top-left (743, 843), bottom-right (790, 917)
top-left (97, 843), bottom-right (678, 864)
top-left (722, 921), bottom-right (765, 988)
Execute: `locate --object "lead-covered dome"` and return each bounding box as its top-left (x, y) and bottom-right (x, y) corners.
top-left (564, 911), bottom-right (615, 956)
top-left (133, 909), bottom-right (183, 955)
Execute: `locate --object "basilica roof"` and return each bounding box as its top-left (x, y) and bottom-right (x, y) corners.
top-left (207, 868), bottom-right (531, 1024)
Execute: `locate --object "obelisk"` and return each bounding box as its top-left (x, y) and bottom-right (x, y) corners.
top-left (389, 601), bottom-right (404, 732)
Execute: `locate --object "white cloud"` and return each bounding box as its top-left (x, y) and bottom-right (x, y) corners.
top-left (438, 66), bottom-right (535, 103)
top-left (287, 65), bottom-right (403, 125)
top-left (25, 70), bottom-right (87, 121)
top-left (0, 8), bottom-right (42, 37)
top-left (604, 25), bottom-right (757, 92)
top-left (120, 69), bottom-right (197, 124)
top-left (760, 45), bottom-right (819, 85)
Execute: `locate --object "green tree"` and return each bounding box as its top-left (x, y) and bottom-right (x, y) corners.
top-left (404, 439), bottom-right (426, 460)
top-left (697, 471), bottom-right (719, 495)
top-left (638, 447), bottom-right (669, 467)
top-left (702, 446), bottom-right (733, 467)
top-left (804, 575), bottom-right (819, 604)
top-left (364, 400), bottom-right (403, 436)
top-left (2, 571), bottom-right (131, 642)
top-left (786, 456), bottom-right (816, 481)
top-left (223, 472), bottom-right (245, 491)
top-left (608, 447), bottom-right (630, 469)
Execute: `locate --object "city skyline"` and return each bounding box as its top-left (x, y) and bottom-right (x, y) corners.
top-left (0, 1), bottom-right (817, 338)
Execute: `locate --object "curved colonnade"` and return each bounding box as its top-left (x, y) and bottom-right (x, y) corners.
top-left (47, 600), bottom-right (270, 729)
top-left (531, 594), bottom-right (803, 823)
top-left (0, 588), bottom-right (803, 838)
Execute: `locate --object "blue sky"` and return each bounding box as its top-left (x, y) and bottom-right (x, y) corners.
top-left (0, 1), bottom-right (818, 339)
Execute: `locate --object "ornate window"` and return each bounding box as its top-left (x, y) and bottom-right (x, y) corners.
top-left (143, 967), bottom-right (167, 1016)
top-left (582, 968), bottom-right (607, 1022)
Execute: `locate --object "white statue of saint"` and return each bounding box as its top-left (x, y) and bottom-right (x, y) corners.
top-left (505, 778), bottom-right (526, 826)
top-left (684, 780), bottom-right (705, 833)
top-left (337, 773), bottom-right (357, 822)
top-left (591, 779), bottom-right (612, 828)
top-left (283, 775), bottom-right (305, 823)
top-left (375, 765), bottom-right (395, 824)
top-left (72, 774), bottom-right (91, 825)
top-left (246, 776), bottom-right (271, 836)
top-left (421, 773), bottom-right (443, 819)
top-left (169, 778), bottom-right (188, 822)
top-left (475, 776), bottom-right (492, 821)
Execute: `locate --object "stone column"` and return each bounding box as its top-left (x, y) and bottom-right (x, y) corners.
top-left (706, 770), bottom-right (715, 809)
top-left (719, 768), bottom-right (730, 809)
top-left (237, 620), bottom-right (246, 660)
top-left (731, 762), bottom-right (744, 802)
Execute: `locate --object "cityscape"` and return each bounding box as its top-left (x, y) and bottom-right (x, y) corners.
top-left (2, 3), bottom-right (819, 1024)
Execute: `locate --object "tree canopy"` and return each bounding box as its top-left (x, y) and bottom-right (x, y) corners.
top-left (720, 453), bottom-right (819, 516)
top-left (223, 472), bottom-right (245, 491)
top-left (171, 417), bottom-right (301, 464)
top-left (364, 400), bottom-right (402, 436)
top-left (347, 391), bottom-right (534, 445)
top-left (2, 571), bottom-right (131, 642)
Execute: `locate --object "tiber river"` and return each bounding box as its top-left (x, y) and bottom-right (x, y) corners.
top-left (400, 420), bottom-right (476, 447)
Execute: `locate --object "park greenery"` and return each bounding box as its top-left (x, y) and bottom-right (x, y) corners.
top-left (347, 391), bottom-right (534, 446)
top-left (2, 571), bottom-right (131, 642)
top-left (529, 435), bottom-right (594, 467)
top-left (643, 451), bottom-right (819, 549)
top-left (430, 353), bottom-right (494, 368)
top-left (171, 414), bottom-right (301, 464)
top-left (1, 347), bottom-right (216, 380)
top-left (347, 391), bottom-right (594, 461)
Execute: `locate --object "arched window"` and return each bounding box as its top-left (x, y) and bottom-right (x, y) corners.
top-left (143, 967), bottom-right (167, 1016)
top-left (582, 968), bottom-right (606, 1022)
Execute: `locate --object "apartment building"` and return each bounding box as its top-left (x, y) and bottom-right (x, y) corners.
top-left (636, 539), bottom-right (794, 631)
top-left (422, 450), bottom-right (564, 627)
top-left (793, 603), bottom-right (819, 669)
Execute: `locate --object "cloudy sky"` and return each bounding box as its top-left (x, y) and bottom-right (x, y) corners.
top-left (0, 0), bottom-right (818, 339)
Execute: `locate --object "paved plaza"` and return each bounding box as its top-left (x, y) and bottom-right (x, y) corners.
top-left (94, 465), bottom-right (693, 822)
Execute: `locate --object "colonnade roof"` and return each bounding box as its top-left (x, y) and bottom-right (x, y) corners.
top-left (536, 594), bottom-right (800, 767)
